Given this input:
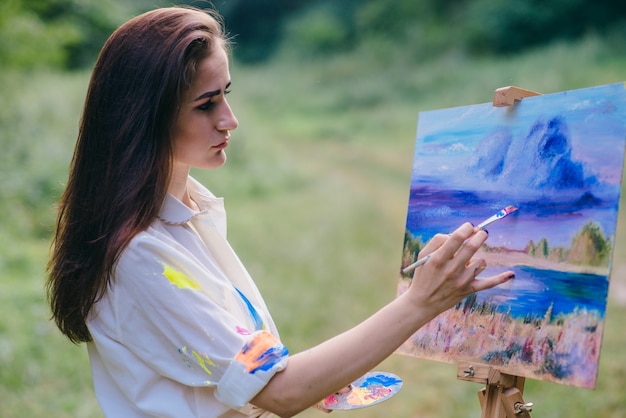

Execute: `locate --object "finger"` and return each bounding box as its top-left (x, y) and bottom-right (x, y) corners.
top-left (452, 258), bottom-right (486, 289)
top-left (336, 385), bottom-right (352, 395)
top-left (470, 271), bottom-right (515, 293)
top-left (418, 232), bottom-right (450, 256)
top-left (432, 222), bottom-right (476, 262)
top-left (465, 258), bottom-right (487, 278)
top-left (454, 229), bottom-right (489, 266)
top-left (312, 403), bottom-right (332, 414)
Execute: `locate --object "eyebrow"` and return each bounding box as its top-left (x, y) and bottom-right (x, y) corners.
top-left (193, 82), bottom-right (231, 102)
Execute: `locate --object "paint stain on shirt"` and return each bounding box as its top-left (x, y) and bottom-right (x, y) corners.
top-left (162, 263), bottom-right (201, 290)
top-left (235, 331), bottom-right (289, 374)
top-left (236, 326), bottom-right (251, 335)
top-left (179, 345), bottom-right (216, 377)
top-left (234, 287), bottom-right (266, 331)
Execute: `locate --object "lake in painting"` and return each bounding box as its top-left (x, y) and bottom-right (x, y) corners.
top-left (396, 82), bottom-right (626, 389)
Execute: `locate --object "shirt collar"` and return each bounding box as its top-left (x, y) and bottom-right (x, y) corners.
top-left (158, 177), bottom-right (225, 225)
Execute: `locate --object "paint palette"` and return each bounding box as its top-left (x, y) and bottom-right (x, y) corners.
top-left (317, 371), bottom-right (403, 410)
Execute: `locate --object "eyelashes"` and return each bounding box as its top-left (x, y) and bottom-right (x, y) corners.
top-left (196, 102), bottom-right (211, 111)
top-left (197, 101), bottom-right (215, 111)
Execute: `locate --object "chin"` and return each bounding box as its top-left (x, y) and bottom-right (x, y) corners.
top-left (205, 152), bottom-right (227, 169)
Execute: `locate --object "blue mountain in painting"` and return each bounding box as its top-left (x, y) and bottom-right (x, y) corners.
top-left (467, 116), bottom-right (598, 193)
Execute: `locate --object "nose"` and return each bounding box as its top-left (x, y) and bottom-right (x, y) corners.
top-left (218, 99), bottom-right (238, 132)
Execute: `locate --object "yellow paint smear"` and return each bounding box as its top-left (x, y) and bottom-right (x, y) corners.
top-left (162, 263), bottom-right (201, 290)
top-left (192, 350), bottom-right (216, 376)
top-left (180, 346), bottom-right (216, 377)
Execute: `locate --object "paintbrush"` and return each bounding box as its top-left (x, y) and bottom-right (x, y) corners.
top-left (476, 205), bottom-right (518, 230)
top-left (401, 205), bottom-right (518, 274)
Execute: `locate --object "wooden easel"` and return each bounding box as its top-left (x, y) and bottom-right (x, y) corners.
top-left (454, 86), bottom-right (540, 418)
top-left (457, 362), bottom-right (533, 418)
top-left (492, 86), bottom-right (541, 107)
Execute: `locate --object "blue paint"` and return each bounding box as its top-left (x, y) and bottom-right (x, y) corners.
top-left (359, 373), bottom-right (402, 388)
top-left (234, 287), bottom-right (265, 331)
top-left (249, 345), bottom-right (289, 374)
top-left (476, 265), bottom-right (609, 319)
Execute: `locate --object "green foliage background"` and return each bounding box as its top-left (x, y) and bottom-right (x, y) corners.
top-left (3, 0), bottom-right (626, 67)
top-left (1, 1), bottom-right (625, 417)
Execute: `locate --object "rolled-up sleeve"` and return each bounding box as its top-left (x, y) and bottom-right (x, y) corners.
top-left (216, 330), bottom-right (288, 408)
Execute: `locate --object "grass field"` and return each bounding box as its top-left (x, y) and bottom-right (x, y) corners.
top-left (1, 33), bottom-right (625, 417)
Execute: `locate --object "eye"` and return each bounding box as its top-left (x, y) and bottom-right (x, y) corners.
top-left (194, 87), bottom-right (231, 112)
top-left (196, 100), bottom-right (215, 111)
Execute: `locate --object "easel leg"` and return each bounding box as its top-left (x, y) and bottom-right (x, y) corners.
top-left (501, 387), bottom-right (532, 418)
top-left (478, 384), bottom-right (506, 418)
top-left (478, 385), bottom-right (532, 418)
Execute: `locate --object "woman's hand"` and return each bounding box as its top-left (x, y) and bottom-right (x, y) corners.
top-left (407, 222), bottom-right (514, 320)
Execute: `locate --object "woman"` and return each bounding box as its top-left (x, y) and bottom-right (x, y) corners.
top-left (46, 6), bottom-right (514, 418)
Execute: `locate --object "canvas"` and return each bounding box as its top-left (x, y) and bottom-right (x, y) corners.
top-left (397, 82), bottom-right (626, 389)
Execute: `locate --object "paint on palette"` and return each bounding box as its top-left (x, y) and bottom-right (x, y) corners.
top-left (397, 82), bottom-right (626, 389)
top-left (318, 372), bottom-right (403, 410)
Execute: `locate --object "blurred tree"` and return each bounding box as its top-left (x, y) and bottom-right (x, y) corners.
top-left (0, 0), bottom-right (79, 69)
top-left (2, 0), bottom-right (624, 69)
top-left (0, 0), bottom-right (132, 69)
top-left (280, 1), bottom-right (359, 57)
top-left (354, 0), bottom-right (434, 38)
top-left (202, 0), bottom-right (311, 63)
top-left (464, 0), bottom-right (626, 54)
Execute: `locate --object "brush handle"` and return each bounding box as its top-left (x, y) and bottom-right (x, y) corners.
top-left (401, 254), bottom-right (431, 274)
top-left (476, 215), bottom-right (501, 230)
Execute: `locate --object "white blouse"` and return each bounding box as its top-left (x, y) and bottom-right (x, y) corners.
top-left (87, 177), bottom-right (288, 417)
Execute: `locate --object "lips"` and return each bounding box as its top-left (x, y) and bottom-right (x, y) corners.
top-left (213, 139), bottom-right (229, 149)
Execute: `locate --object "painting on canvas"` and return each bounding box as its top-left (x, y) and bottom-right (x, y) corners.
top-left (397, 83), bottom-right (626, 389)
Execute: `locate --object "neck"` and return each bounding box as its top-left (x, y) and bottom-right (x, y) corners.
top-left (168, 164), bottom-right (197, 210)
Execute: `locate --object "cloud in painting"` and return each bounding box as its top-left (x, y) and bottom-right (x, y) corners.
top-left (466, 116), bottom-right (598, 195)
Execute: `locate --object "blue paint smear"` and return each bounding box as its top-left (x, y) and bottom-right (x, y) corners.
top-left (359, 373), bottom-right (402, 388)
top-left (248, 344), bottom-right (289, 374)
top-left (234, 287), bottom-right (265, 331)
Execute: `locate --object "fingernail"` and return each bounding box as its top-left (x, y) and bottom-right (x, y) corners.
top-left (506, 273), bottom-right (515, 281)
top-left (483, 229), bottom-right (489, 235)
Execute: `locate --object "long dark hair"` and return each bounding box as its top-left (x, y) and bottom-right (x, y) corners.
top-left (47, 7), bottom-right (228, 343)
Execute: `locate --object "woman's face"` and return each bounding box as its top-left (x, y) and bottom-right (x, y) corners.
top-left (171, 46), bottom-right (238, 170)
